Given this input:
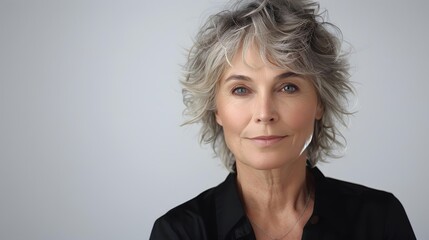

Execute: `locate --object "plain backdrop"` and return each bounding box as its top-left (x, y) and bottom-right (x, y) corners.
top-left (0, 0), bottom-right (428, 239)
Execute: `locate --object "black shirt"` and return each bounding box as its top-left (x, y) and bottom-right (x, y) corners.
top-left (150, 167), bottom-right (416, 239)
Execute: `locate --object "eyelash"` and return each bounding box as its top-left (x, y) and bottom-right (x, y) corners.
top-left (231, 83), bottom-right (299, 96)
top-left (281, 83), bottom-right (299, 93)
top-left (232, 86), bottom-right (249, 95)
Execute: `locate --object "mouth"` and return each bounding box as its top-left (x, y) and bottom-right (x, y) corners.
top-left (247, 135), bottom-right (287, 146)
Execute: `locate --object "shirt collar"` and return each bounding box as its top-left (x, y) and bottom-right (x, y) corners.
top-left (214, 166), bottom-right (349, 239)
top-left (309, 166), bottom-right (349, 237)
top-left (216, 173), bottom-right (258, 239)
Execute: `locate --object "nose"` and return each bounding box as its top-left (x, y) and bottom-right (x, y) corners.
top-left (254, 94), bottom-right (279, 124)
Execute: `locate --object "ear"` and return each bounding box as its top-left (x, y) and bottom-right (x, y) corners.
top-left (315, 102), bottom-right (324, 120)
top-left (215, 111), bottom-right (223, 126)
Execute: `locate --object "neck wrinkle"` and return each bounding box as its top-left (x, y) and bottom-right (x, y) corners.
top-left (236, 158), bottom-right (309, 215)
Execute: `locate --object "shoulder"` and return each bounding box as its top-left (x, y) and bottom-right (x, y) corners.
top-left (323, 175), bottom-right (394, 201)
top-left (321, 175), bottom-right (407, 219)
top-left (310, 166), bottom-right (397, 206)
top-left (163, 185), bottom-right (218, 223)
top-left (313, 170), bottom-right (416, 239)
top-left (149, 184), bottom-right (219, 239)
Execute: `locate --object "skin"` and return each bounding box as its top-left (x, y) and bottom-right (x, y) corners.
top-left (215, 44), bottom-right (323, 239)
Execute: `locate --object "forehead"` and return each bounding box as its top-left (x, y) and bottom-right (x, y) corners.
top-left (218, 42), bottom-right (319, 97)
top-left (223, 43), bottom-right (289, 76)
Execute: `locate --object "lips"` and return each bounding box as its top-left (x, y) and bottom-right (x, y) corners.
top-left (247, 135), bottom-right (286, 146)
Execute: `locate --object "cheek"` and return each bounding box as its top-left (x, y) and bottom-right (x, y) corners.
top-left (216, 108), bottom-right (245, 155)
top-left (216, 106), bottom-right (246, 133)
top-left (285, 104), bottom-right (319, 131)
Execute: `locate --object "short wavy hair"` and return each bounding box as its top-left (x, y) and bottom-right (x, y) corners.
top-left (181, 0), bottom-right (354, 172)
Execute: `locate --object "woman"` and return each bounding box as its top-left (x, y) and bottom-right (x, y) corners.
top-left (150, 0), bottom-right (416, 239)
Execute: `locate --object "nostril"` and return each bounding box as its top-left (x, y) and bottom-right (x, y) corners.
top-left (256, 116), bottom-right (277, 123)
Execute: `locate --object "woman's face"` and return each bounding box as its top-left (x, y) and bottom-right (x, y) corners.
top-left (215, 45), bottom-right (323, 170)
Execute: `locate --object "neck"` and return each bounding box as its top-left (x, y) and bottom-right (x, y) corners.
top-left (236, 157), bottom-right (309, 214)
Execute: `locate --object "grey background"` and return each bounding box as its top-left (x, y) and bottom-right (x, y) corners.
top-left (0, 0), bottom-right (427, 239)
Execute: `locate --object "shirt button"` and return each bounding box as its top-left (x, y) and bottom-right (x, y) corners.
top-left (309, 215), bottom-right (319, 224)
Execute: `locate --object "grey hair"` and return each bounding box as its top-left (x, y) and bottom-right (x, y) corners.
top-left (181, 0), bottom-right (354, 172)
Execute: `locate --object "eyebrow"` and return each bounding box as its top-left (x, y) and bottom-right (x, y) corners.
top-left (224, 71), bottom-right (300, 82)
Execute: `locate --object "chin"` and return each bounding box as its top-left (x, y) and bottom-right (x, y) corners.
top-left (240, 157), bottom-right (294, 171)
top-left (236, 152), bottom-right (306, 171)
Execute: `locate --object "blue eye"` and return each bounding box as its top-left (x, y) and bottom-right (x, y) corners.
top-left (282, 84), bottom-right (298, 93)
top-left (232, 87), bottom-right (249, 95)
